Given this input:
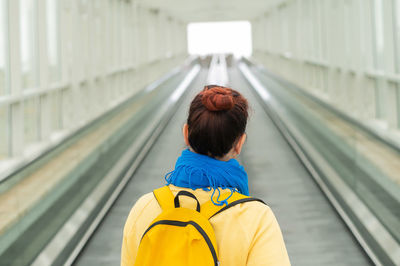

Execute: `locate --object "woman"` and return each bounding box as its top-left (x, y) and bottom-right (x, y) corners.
top-left (121, 85), bottom-right (291, 265)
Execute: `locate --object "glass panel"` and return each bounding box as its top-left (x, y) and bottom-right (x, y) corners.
top-left (23, 98), bottom-right (38, 145)
top-left (397, 84), bottom-right (400, 129)
top-left (387, 81), bottom-right (399, 128)
top-left (46, 0), bottom-right (61, 83)
top-left (0, 0), bottom-right (7, 96)
top-left (0, 106), bottom-right (8, 159)
top-left (61, 87), bottom-right (71, 129)
top-left (20, 0), bottom-right (37, 89)
top-left (50, 91), bottom-right (60, 130)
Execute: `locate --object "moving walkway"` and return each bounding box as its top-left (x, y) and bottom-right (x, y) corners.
top-left (1, 55), bottom-right (398, 265)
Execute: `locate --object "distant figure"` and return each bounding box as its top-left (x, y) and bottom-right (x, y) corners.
top-left (121, 85), bottom-right (291, 266)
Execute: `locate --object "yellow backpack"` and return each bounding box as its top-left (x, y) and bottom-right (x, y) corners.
top-left (134, 186), bottom-right (264, 266)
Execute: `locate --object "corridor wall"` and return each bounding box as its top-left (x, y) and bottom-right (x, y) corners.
top-left (252, 0), bottom-right (400, 139)
top-left (0, 0), bottom-right (187, 177)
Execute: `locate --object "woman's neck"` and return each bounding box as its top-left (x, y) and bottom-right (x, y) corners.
top-left (188, 147), bottom-right (235, 162)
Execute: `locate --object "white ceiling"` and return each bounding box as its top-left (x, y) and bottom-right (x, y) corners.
top-left (137, 0), bottom-right (284, 23)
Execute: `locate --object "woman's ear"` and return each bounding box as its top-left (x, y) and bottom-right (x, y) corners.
top-left (234, 133), bottom-right (247, 155)
top-left (182, 123), bottom-right (190, 146)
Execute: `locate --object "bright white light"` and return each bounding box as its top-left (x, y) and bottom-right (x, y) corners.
top-left (187, 21), bottom-right (252, 58)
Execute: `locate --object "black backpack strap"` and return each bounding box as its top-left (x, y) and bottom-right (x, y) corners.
top-left (174, 190), bottom-right (201, 212)
top-left (210, 197), bottom-right (265, 219)
top-left (200, 191), bottom-right (266, 219)
top-left (154, 186), bottom-right (203, 212)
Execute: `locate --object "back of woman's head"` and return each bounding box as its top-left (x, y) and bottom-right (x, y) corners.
top-left (187, 85), bottom-right (249, 158)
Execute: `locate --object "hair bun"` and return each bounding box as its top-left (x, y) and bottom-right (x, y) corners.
top-left (201, 85), bottom-right (234, 111)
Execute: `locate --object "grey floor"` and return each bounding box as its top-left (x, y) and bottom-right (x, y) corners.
top-left (73, 66), bottom-right (371, 266)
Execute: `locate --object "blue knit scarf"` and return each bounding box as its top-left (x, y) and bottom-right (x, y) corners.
top-left (165, 148), bottom-right (249, 206)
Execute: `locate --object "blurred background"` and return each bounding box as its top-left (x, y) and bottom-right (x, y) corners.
top-left (0, 0), bottom-right (399, 265)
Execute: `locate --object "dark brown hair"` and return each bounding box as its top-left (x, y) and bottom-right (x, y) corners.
top-left (187, 85), bottom-right (249, 158)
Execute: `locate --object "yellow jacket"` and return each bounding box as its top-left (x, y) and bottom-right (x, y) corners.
top-left (121, 185), bottom-right (291, 266)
